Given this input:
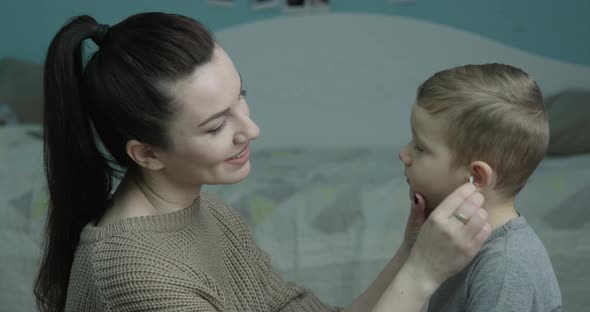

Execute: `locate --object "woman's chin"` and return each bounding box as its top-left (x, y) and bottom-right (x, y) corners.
top-left (224, 162), bottom-right (252, 184)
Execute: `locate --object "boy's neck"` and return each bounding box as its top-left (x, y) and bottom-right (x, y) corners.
top-left (481, 193), bottom-right (519, 230)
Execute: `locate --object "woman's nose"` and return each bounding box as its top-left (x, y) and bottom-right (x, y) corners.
top-left (234, 117), bottom-right (260, 144)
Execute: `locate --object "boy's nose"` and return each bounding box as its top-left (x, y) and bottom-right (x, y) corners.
top-left (399, 146), bottom-right (412, 166)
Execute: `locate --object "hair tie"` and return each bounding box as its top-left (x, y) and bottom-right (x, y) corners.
top-left (91, 24), bottom-right (110, 47)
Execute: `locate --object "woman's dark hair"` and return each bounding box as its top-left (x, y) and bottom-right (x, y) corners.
top-left (34, 12), bottom-right (215, 312)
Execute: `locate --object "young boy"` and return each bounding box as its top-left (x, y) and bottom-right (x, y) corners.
top-left (399, 63), bottom-right (562, 311)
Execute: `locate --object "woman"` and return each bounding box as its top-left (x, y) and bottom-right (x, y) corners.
top-left (35, 12), bottom-right (490, 312)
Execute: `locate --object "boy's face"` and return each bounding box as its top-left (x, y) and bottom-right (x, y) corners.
top-left (399, 104), bottom-right (469, 214)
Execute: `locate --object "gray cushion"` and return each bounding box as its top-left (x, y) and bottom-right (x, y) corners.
top-left (0, 58), bottom-right (44, 125)
top-left (546, 90), bottom-right (590, 155)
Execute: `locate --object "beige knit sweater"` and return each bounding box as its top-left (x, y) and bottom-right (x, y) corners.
top-left (65, 191), bottom-right (342, 312)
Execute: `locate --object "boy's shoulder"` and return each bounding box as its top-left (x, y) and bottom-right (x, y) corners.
top-left (475, 216), bottom-right (548, 265)
top-left (466, 216), bottom-right (561, 307)
top-left (429, 216), bottom-right (562, 311)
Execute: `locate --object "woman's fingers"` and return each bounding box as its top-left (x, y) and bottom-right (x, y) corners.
top-left (449, 191), bottom-right (484, 225)
top-left (430, 183), bottom-right (477, 219)
top-left (413, 193), bottom-right (426, 222)
top-left (474, 222), bottom-right (492, 245)
top-left (402, 193), bottom-right (427, 250)
top-left (447, 191), bottom-right (489, 256)
top-left (463, 205), bottom-right (487, 233)
top-left (406, 183), bottom-right (492, 286)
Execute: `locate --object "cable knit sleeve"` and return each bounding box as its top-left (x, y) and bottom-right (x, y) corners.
top-left (253, 246), bottom-right (344, 312)
top-left (203, 192), bottom-right (343, 312)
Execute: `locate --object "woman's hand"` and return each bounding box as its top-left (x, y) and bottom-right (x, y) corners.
top-left (401, 193), bottom-right (426, 253)
top-left (405, 183), bottom-right (491, 289)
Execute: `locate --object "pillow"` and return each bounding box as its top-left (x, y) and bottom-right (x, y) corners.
top-left (0, 57), bottom-right (44, 125)
top-left (545, 90), bottom-right (590, 155)
top-left (542, 181), bottom-right (590, 229)
top-left (0, 125), bottom-right (45, 312)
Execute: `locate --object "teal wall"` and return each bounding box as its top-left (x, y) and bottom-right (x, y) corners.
top-left (1, 0), bottom-right (589, 65)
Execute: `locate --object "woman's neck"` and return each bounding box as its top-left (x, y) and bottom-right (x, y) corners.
top-left (97, 172), bottom-right (201, 226)
top-left (133, 172), bottom-right (201, 214)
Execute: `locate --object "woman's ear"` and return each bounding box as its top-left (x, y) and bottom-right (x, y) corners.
top-left (126, 140), bottom-right (165, 171)
top-left (468, 161), bottom-right (494, 191)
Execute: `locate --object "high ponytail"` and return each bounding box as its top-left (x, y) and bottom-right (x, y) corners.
top-left (34, 12), bottom-right (216, 311)
top-left (35, 16), bottom-right (113, 312)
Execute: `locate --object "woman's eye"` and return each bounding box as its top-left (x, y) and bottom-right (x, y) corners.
top-left (208, 121), bottom-right (226, 135)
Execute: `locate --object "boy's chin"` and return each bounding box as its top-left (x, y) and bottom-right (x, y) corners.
top-left (418, 193), bottom-right (443, 219)
top-left (424, 199), bottom-right (439, 219)
top-left (410, 189), bottom-right (435, 219)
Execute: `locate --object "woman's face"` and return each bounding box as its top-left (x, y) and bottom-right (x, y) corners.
top-left (155, 46), bottom-right (260, 188)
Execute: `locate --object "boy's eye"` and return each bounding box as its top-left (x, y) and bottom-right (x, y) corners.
top-left (240, 89), bottom-right (248, 97)
top-left (413, 143), bottom-right (424, 152)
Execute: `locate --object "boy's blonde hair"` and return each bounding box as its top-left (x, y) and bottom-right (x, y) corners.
top-left (416, 63), bottom-right (549, 197)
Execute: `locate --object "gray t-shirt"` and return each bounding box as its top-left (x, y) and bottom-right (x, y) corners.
top-left (428, 216), bottom-right (562, 312)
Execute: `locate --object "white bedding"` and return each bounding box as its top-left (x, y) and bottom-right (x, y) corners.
top-left (212, 146), bottom-right (590, 307)
top-left (2, 125), bottom-right (589, 310)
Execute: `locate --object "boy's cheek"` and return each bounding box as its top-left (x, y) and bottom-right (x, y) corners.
top-left (416, 186), bottom-right (449, 213)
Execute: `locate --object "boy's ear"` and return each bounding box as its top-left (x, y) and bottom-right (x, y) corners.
top-left (126, 139), bottom-right (166, 171)
top-left (469, 161), bottom-right (494, 191)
